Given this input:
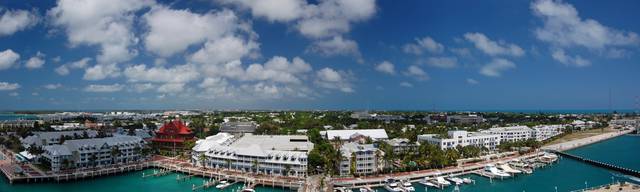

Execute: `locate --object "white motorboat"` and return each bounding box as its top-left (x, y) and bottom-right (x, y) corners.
top-left (359, 186), bottom-right (374, 192)
top-left (400, 179), bottom-right (415, 191)
top-left (446, 176), bottom-right (464, 185)
top-left (498, 163), bottom-right (522, 174)
top-left (241, 189), bottom-right (255, 192)
top-left (384, 178), bottom-right (403, 192)
top-left (539, 153), bottom-right (559, 163)
top-left (418, 177), bottom-right (439, 188)
top-left (462, 177), bottom-right (473, 184)
top-left (484, 164), bottom-right (511, 177)
top-left (436, 176), bottom-right (451, 186)
top-left (215, 180), bottom-right (232, 189)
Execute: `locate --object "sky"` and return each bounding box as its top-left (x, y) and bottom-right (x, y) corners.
top-left (0, 0), bottom-right (639, 111)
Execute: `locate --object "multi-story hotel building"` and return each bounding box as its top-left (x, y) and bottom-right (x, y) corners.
top-left (418, 130), bottom-right (500, 150)
top-left (480, 126), bottom-right (534, 143)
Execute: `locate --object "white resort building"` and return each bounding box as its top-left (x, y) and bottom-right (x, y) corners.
top-left (339, 142), bottom-right (382, 176)
top-left (320, 129), bottom-right (389, 142)
top-left (41, 135), bottom-right (146, 172)
top-left (480, 126), bottom-right (534, 142)
top-left (418, 130), bottom-right (500, 150)
top-left (21, 130), bottom-right (98, 148)
top-left (191, 133), bottom-right (313, 177)
top-left (532, 124), bottom-right (566, 141)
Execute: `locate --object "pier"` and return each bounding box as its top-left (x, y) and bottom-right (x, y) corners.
top-left (552, 150), bottom-right (640, 177)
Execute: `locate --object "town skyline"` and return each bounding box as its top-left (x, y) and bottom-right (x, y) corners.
top-left (1, 0), bottom-right (639, 110)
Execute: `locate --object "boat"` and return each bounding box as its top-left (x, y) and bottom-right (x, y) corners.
top-left (241, 189), bottom-right (255, 192)
top-left (435, 176), bottom-right (451, 186)
top-left (215, 180), bottom-right (232, 189)
top-left (484, 164), bottom-right (511, 177)
top-left (498, 163), bottom-right (522, 174)
top-left (359, 186), bottom-right (374, 192)
top-left (334, 187), bottom-right (352, 192)
top-left (539, 153), bottom-right (559, 163)
top-left (462, 177), bottom-right (474, 184)
top-left (418, 177), bottom-right (439, 188)
top-left (400, 179), bottom-right (415, 191)
top-left (446, 176), bottom-right (464, 185)
top-left (384, 178), bottom-right (403, 192)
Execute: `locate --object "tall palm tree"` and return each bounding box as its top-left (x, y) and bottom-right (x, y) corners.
top-left (251, 159), bottom-right (259, 173)
top-left (110, 146), bottom-right (122, 165)
top-left (284, 164), bottom-right (292, 176)
top-left (89, 154), bottom-right (97, 167)
top-left (198, 153), bottom-right (207, 169)
top-left (225, 159), bottom-right (232, 170)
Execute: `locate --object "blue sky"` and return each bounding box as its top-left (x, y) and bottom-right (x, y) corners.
top-left (0, 0), bottom-right (639, 111)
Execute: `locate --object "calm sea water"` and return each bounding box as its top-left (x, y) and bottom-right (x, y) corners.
top-left (378, 135), bottom-right (640, 192)
top-left (0, 113), bottom-right (37, 121)
top-left (0, 169), bottom-right (294, 192)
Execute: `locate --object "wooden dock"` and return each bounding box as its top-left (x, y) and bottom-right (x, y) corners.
top-left (552, 150), bottom-right (640, 177)
top-left (191, 179), bottom-right (216, 191)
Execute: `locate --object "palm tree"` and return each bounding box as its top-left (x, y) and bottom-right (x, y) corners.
top-left (225, 159), bottom-right (232, 170)
top-left (110, 146), bottom-right (122, 165)
top-left (198, 153), bottom-right (207, 169)
top-left (89, 154), bottom-right (97, 168)
top-left (284, 164), bottom-right (292, 176)
top-left (62, 159), bottom-right (71, 170)
top-left (251, 159), bottom-right (259, 174)
top-left (133, 146), bottom-right (141, 161)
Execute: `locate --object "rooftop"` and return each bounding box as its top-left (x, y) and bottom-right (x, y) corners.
top-left (321, 129), bottom-right (389, 140)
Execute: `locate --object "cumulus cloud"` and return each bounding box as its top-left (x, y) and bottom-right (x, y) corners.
top-left (83, 64), bottom-right (120, 80)
top-left (55, 57), bottom-right (92, 76)
top-left (531, 0), bottom-right (639, 66)
top-left (0, 82), bottom-right (20, 91)
top-left (307, 36), bottom-right (361, 60)
top-left (480, 58), bottom-right (516, 77)
top-left (375, 61), bottom-right (395, 75)
top-left (48, 0), bottom-right (154, 64)
top-left (466, 78), bottom-right (479, 85)
top-left (43, 83), bottom-right (63, 90)
top-left (25, 51), bottom-right (45, 69)
top-left (0, 49), bottom-right (20, 70)
top-left (399, 81), bottom-right (413, 88)
top-left (551, 49), bottom-right (590, 67)
top-left (84, 84), bottom-right (124, 92)
top-left (425, 57), bottom-right (457, 68)
top-left (403, 36), bottom-right (444, 55)
top-left (216, 0), bottom-right (306, 22)
top-left (315, 67), bottom-right (354, 93)
top-left (189, 35), bottom-right (259, 65)
top-left (464, 32), bottom-right (525, 57)
top-left (0, 9), bottom-right (39, 36)
top-left (131, 83), bottom-right (154, 93)
top-left (143, 7), bottom-right (251, 58)
top-left (124, 64), bottom-right (200, 83)
top-left (403, 65), bottom-right (429, 81)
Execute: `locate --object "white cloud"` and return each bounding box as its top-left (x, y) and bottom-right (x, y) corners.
top-left (375, 61), bottom-right (395, 75)
top-left (450, 48), bottom-right (471, 57)
top-left (0, 9), bottom-right (39, 36)
top-left (466, 78), bottom-right (479, 85)
top-left (157, 83), bottom-right (185, 93)
top-left (403, 65), bottom-right (429, 81)
top-left (0, 49), bottom-right (20, 70)
top-left (0, 82), bottom-right (20, 91)
top-left (84, 84), bottom-right (124, 92)
top-left (480, 58), bottom-right (516, 77)
top-left (243, 56), bottom-right (312, 84)
top-left (9, 92), bottom-right (18, 97)
top-left (143, 7), bottom-right (246, 57)
top-left (43, 83), bottom-right (63, 90)
top-left (307, 36), bottom-right (361, 60)
top-left (551, 49), bottom-right (590, 67)
top-left (216, 0), bottom-right (306, 22)
top-left (531, 0), bottom-right (640, 50)
top-left (83, 64), bottom-right (120, 80)
top-left (399, 82), bottom-right (413, 88)
top-left (403, 36), bottom-right (444, 55)
top-left (131, 83), bottom-right (154, 93)
top-left (25, 51), bottom-right (45, 69)
top-left (124, 64), bottom-right (200, 83)
top-left (464, 32), bottom-right (525, 57)
top-left (425, 57), bottom-right (457, 68)
top-left (48, 0), bottom-right (153, 64)
top-left (189, 35), bottom-right (259, 65)
top-left (55, 57), bottom-right (91, 76)
top-left (315, 67), bottom-right (354, 93)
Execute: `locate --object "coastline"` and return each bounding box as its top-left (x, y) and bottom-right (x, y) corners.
top-left (542, 128), bottom-right (635, 151)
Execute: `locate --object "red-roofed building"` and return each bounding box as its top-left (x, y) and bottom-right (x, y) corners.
top-left (152, 118), bottom-right (195, 152)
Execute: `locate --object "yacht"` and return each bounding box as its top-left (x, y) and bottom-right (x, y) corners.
top-left (418, 177), bottom-right (439, 188)
top-left (215, 180), bottom-right (232, 189)
top-left (359, 186), bottom-right (374, 192)
top-left (446, 176), bottom-right (464, 185)
top-left (384, 178), bottom-right (403, 192)
top-left (498, 163), bottom-right (522, 174)
top-left (484, 164), bottom-right (511, 177)
top-left (241, 189), bottom-right (255, 192)
top-left (539, 153), bottom-right (559, 163)
top-left (435, 176), bottom-right (451, 186)
top-left (400, 179), bottom-right (415, 191)
top-left (462, 177), bottom-right (474, 184)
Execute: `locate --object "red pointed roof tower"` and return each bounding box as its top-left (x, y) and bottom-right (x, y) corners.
top-left (151, 118), bottom-right (195, 153)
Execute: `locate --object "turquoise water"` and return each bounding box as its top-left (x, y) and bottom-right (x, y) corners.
top-left (376, 135), bottom-right (640, 192)
top-left (0, 169), bottom-right (294, 192)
